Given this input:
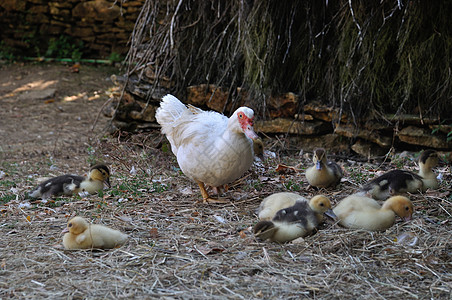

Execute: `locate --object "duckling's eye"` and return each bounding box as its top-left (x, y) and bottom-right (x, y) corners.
top-left (68, 223), bottom-right (72, 227)
top-left (405, 206), bottom-right (410, 211)
top-left (319, 203), bottom-right (324, 206)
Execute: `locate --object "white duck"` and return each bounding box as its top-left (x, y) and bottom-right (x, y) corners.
top-left (155, 94), bottom-right (258, 203)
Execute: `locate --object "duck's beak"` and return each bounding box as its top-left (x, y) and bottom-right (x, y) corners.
top-left (244, 125), bottom-right (259, 140)
top-left (105, 177), bottom-right (111, 188)
top-left (324, 209), bottom-right (337, 220)
top-left (61, 227), bottom-right (69, 234)
top-left (316, 161), bottom-right (322, 170)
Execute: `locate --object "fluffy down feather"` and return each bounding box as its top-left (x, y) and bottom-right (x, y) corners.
top-left (62, 216), bottom-right (128, 250)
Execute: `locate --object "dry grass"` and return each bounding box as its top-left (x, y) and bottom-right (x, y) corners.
top-left (1, 130), bottom-right (451, 299)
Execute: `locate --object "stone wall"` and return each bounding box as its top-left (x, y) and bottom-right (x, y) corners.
top-left (0, 0), bottom-right (143, 58)
top-left (103, 78), bottom-right (452, 158)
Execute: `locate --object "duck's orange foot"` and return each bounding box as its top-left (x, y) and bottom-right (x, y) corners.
top-left (203, 197), bottom-right (230, 204)
top-left (196, 181), bottom-right (230, 204)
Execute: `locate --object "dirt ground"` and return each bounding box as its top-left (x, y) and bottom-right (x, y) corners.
top-left (0, 63), bottom-right (451, 299)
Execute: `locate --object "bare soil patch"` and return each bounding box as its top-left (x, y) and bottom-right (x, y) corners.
top-left (0, 63), bottom-right (451, 299)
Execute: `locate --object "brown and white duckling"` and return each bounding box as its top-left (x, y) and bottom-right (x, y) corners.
top-left (333, 194), bottom-right (413, 231)
top-left (418, 149), bottom-right (439, 190)
top-left (305, 148), bottom-right (343, 188)
top-left (360, 150), bottom-right (439, 200)
top-left (30, 164), bottom-right (110, 200)
top-left (253, 138), bottom-right (265, 160)
top-left (62, 216), bottom-right (128, 250)
top-left (254, 193), bottom-right (335, 243)
top-left (257, 192), bottom-right (306, 221)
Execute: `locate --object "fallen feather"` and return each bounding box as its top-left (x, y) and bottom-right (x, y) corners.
top-left (18, 202), bottom-right (31, 208)
top-left (78, 191), bottom-right (90, 197)
top-left (213, 215), bottom-right (226, 223)
top-left (130, 166), bottom-right (137, 175)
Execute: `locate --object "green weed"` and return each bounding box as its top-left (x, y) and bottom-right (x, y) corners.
top-left (0, 193), bottom-right (16, 204)
top-left (0, 179), bottom-right (16, 189)
top-left (284, 180), bottom-right (301, 191)
top-left (45, 35), bottom-right (83, 60)
top-left (109, 174), bottom-right (168, 198)
top-left (253, 180), bottom-right (263, 191)
top-left (107, 52), bottom-right (123, 63)
top-left (431, 122), bottom-right (452, 142)
top-left (0, 41), bottom-right (15, 61)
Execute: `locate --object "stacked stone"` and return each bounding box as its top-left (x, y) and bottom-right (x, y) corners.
top-left (103, 80), bottom-right (452, 155)
top-left (0, 0), bottom-right (143, 57)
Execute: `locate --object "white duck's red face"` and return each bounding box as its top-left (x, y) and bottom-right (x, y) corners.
top-left (236, 108), bottom-right (258, 140)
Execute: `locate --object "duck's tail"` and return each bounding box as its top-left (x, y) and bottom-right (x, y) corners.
top-left (155, 94), bottom-right (187, 126)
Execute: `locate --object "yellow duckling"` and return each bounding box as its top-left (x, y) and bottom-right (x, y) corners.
top-left (333, 194), bottom-right (413, 231)
top-left (62, 216), bottom-right (128, 250)
top-left (360, 150), bottom-right (439, 200)
top-left (305, 148), bottom-right (343, 188)
top-left (254, 193), bottom-right (335, 243)
top-left (29, 165), bottom-right (111, 200)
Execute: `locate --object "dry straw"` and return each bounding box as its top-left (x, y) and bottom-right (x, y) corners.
top-left (1, 132), bottom-right (450, 298)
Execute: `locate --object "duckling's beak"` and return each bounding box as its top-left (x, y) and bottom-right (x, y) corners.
top-left (105, 178), bottom-right (111, 188)
top-left (403, 215), bottom-right (412, 222)
top-left (316, 161), bottom-right (322, 170)
top-left (324, 209), bottom-right (337, 220)
top-left (61, 227), bottom-right (69, 234)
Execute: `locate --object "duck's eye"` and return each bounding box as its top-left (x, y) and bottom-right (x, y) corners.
top-left (238, 112), bottom-right (243, 119)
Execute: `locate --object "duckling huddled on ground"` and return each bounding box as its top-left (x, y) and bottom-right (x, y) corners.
top-left (29, 165), bottom-right (111, 200)
top-left (62, 216), bottom-right (128, 250)
top-left (360, 150), bottom-right (439, 200)
top-left (254, 192), bottom-right (336, 243)
top-left (253, 138), bottom-right (265, 161)
top-left (417, 149), bottom-right (439, 190)
top-left (306, 148), bottom-right (343, 188)
top-left (333, 194), bottom-right (413, 231)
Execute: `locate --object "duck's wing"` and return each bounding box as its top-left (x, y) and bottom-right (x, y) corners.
top-left (171, 111), bottom-right (228, 150)
top-left (273, 201), bottom-right (319, 230)
top-left (257, 192), bottom-right (304, 220)
top-left (327, 161), bottom-right (343, 178)
top-left (253, 220), bottom-right (278, 241)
